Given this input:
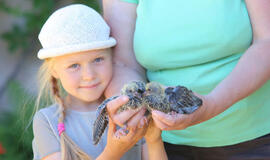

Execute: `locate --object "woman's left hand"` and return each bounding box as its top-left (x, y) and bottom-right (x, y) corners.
top-left (151, 94), bottom-right (216, 130)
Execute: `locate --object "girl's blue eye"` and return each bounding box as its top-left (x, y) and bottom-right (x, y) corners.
top-left (69, 64), bottom-right (79, 69)
top-left (94, 57), bottom-right (104, 63)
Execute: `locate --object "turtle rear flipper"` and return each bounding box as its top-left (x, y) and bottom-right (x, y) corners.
top-left (92, 96), bottom-right (118, 145)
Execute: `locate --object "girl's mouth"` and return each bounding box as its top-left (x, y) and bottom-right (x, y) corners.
top-left (80, 82), bottom-right (100, 89)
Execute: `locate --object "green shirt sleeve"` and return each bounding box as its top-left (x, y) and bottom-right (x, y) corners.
top-left (121, 0), bottom-right (138, 4)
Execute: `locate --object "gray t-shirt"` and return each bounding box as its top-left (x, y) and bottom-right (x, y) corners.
top-left (32, 104), bottom-right (142, 160)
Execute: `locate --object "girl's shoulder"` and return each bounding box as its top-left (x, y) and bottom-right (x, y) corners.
top-left (32, 104), bottom-right (61, 159)
top-left (33, 104), bottom-right (59, 128)
top-left (35, 103), bottom-right (59, 116)
top-left (36, 103), bottom-right (59, 115)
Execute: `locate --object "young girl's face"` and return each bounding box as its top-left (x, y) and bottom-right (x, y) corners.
top-left (52, 49), bottom-right (113, 103)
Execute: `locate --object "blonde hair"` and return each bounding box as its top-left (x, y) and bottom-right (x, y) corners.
top-left (35, 59), bottom-right (92, 160)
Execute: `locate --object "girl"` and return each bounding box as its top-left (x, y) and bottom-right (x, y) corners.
top-left (32, 4), bottom-right (167, 160)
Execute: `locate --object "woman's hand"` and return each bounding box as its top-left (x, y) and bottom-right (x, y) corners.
top-left (97, 117), bottom-right (147, 160)
top-left (151, 94), bottom-right (217, 130)
top-left (106, 95), bottom-right (147, 128)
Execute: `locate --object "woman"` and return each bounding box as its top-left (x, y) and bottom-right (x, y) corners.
top-left (103, 0), bottom-right (270, 159)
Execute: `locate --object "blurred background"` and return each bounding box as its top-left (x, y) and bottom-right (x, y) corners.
top-left (0, 0), bottom-right (101, 159)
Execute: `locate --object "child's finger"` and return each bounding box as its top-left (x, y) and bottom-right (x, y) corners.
top-left (118, 119), bottom-right (147, 143)
top-left (138, 116), bottom-right (148, 128)
top-left (107, 96), bottom-right (129, 115)
top-left (113, 109), bottom-right (141, 127)
top-left (107, 96), bottom-right (139, 126)
top-left (127, 108), bottom-right (146, 129)
top-left (130, 118), bottom-right (148, 137)
top-left (108, 117), bottom-right (116, 135)
top-left (114, 129), bottom-right (127, 139)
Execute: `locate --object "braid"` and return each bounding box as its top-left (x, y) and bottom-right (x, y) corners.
top-left (50, 76), bottom-right (92, 160)
top-left (51, 77), bottom-right (65, 123)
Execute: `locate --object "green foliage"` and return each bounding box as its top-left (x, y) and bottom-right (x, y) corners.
top-left (0, 0), bottom-right (56, 53)
top-left (74, 0), bottom-right (100, 11)
top-left (1, 26), bottom-right (29, 52)
top-left (0, 81), bottom-right (35, 160)
top-left (0, 0), bottom-right (101, 53)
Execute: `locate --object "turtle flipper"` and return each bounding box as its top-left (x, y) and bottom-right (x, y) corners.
top-left (93, 95), bottom-right (119, 145)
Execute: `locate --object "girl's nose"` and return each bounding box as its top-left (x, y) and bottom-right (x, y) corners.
top-left (82, 65), bottom-right (96, 81)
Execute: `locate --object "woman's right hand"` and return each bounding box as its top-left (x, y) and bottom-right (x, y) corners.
top-left (106, 95), bottom-right (147, 128)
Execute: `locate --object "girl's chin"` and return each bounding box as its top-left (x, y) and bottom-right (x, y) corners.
top-left (80, 95), bottom-right (104, 103)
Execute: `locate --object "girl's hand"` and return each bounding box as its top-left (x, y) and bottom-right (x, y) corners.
top-left (142, 117), bottom-right (168, 160)
top-left (98, 117), bottom-right (147, 160)
top-left (106, 95), bottom-right (147, 128)
top-left (144, 118), bottom-right (162, 143)
top-left (151, 94), bottom-right (216, 130)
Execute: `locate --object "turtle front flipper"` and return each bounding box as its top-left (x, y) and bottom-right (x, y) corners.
top-left (93, 95), bottom-right (119, 145)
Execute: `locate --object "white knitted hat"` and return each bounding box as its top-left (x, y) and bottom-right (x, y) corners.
top-left (37, 4), bottom-right (116, 59)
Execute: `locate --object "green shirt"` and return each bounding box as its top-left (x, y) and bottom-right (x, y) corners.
top-left (122, 0), bottom-right (270, 147)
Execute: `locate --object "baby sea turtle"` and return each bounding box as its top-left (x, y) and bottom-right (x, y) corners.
top-left (93, 81), bottom-right (146, 145)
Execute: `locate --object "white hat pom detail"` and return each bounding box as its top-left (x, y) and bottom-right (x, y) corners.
top-left (37, 4), bottom-right (116, 59)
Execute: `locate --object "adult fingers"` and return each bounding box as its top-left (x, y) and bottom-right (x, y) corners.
top-left (152, 110), bottom-right (190, 130)
top-left (152, 110), bottom-right (184, 126)
top-left (152, 113), bottom-right (170, 130)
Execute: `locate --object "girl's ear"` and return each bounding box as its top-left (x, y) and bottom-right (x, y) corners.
top-left (51, 68), bottom-right (59, 79)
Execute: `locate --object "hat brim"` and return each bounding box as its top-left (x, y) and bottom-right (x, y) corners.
top-left (37, 37), bottom-right (116, 59)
